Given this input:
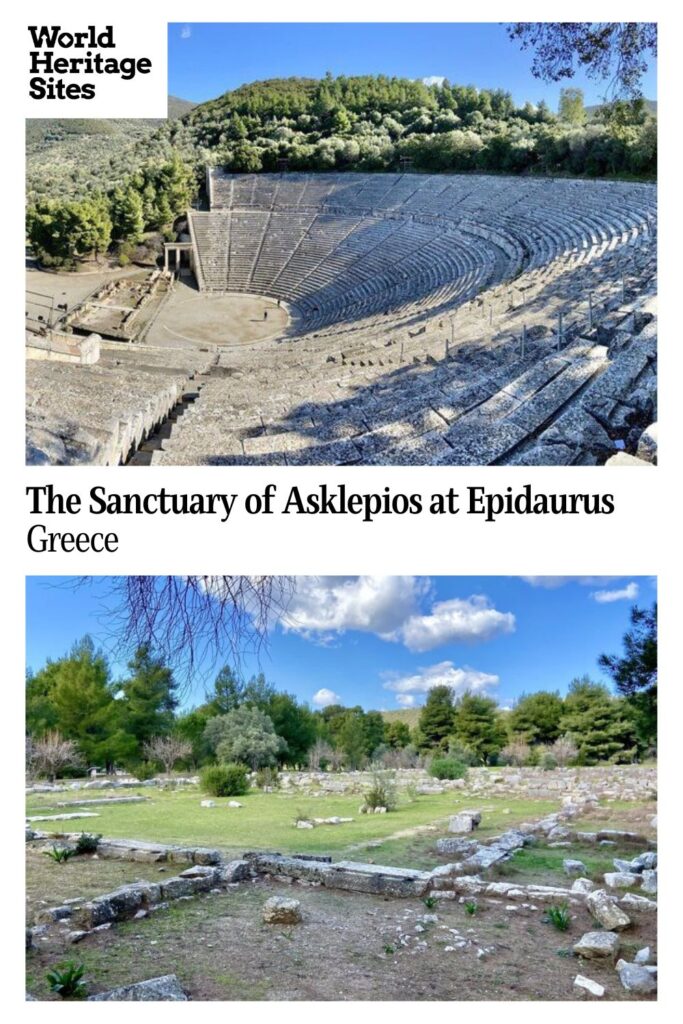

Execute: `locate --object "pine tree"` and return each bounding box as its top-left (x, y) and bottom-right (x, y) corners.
top-left (118, 645), bottom-right (178, 750)
top-left (452, 693), bottom-right (506, 764)
top-left (509, 691), bottom-right (564, 744)
top-left (418, 685), bottom-right (455, 750)
top-left (110, 185), bottom-right (144, 244)
top-left (26, 636), bottom-right (127, 769)
top-left (559, 677), bottom-right (637, 765)
top-left (598, 604), bottom-right (657, 751)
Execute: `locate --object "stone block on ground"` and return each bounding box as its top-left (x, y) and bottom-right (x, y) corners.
top-left (218, 859), bottom-right (251, 884)
top-left (571, 878), bottom-right (595, 895)
top-left (586, 889), bottom-right (631, 931)
top-left (620, 893), bottom-right (657, 913)
top-left (574, 931), bottom-right (620, 959)
top-left (574, 975), bottom-right (605, 997)
top-left (617, 962), bottom-right (657, 994)
top-left (631, 852), bottom-right (657, 871)
top-left (563, 859), bottom-right (587, 876)
top-left (447, 811), bottom-right (481, 833)
top-left (435, 837), bottom-right (478, 857)
top-left (262, 896), bottom-right (302, 924)
top-left (89, 974), bottom-right (187, 1001)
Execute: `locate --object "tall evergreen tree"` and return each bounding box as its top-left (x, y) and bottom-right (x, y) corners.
top-left (559, 677), bottom-right (637, 765)
top-left (509, 690), bottom-right (564, 744)
top-left (26, 636), bottom-right (127, 769)
top-left (598, 603), bottom-right (657, 751)
top-left (118, 645), bottom-right (178, 750)
top-left (417, 685), bottom-right (455, 750)
top-left (452, 693), bottom-right (506, 764)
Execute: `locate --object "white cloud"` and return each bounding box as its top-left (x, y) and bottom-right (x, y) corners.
top-left (591, 582), bottom-right (639, 604)
top-left (279, 578), bottom-right (514, 652)
top-left (422, 76), bottom-right (446, 87)
top-left (180, 25), bottom-right (192, 39)
top-left (396, 694), bottom-right (416, 708)
top-left (521, 576), bottom-right (624, 589)
top-left (383, 661), bottom-right (499, 704)
top-left (392, 596), bottom-right (515, 652)
top-left (279, 576), bottom-right (428, 640)
top-left (311, 687), bottom-right (340, 708)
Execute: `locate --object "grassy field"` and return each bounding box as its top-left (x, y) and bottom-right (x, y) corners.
top-left (27, 786), bottom-right (561, 862)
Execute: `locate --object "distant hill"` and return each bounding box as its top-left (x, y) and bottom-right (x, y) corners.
top-left (26, 118), bottom-right (160, 148)
top-left (26, 95), bottom-right (196, 149)
top-left (381, 708), bottom-right (421, 730)
top-left (585, 98), bottom-right (657, 120)
top-left (168, 95), bottom-right (196, 119)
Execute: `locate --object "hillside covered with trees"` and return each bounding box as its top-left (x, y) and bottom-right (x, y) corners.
top-left (175, 74), bottom-right (656, 179)
top-left (25, 73), bottom-right (656, 270)
top-left (26, 602), bottom-right (656, 780)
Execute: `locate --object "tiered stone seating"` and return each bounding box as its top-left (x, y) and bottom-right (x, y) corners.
top-left (26, 345), bottom-right (212, 466)
top-left (151, 189), bottom-right (656, 467)
top-left (29, 171), bottom-right (656, 466)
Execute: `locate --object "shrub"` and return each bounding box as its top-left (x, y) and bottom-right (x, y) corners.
top-left (540, 752), bottom-right (558, 771)
top-left (363, 770), bottom-right (397, 811)
top-left (75, 833), bottom-right (102, 855)
top-left (46, 961), bottom-right (87, 1000)
top-left (200, 762), bottom-right (249, 797)
top-left (404, 781), bottom-right (419, 803)
top-left (447, 741), bottom-right (479, 766)
top-left (464, 900), bottom-right (478, 916)
top-left (429, 757), bottom-right (467, 781)
top-left (133, 761), bottom-right (157, 782)
top-left (254, 766), bottom-right (280, 790)
top-left (545, 903), bottom-right (571, 931)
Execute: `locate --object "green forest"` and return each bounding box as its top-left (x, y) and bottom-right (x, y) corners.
top-left (26, 603), bottom-right (656, 781)
top-left (25, 73), bottom-right (656, 269)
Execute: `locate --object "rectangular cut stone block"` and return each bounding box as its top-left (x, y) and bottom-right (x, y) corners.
top-left (320, 861), bottom-right (432, 898)
top-left (218, 860), bottom-right (251, 883)
top-left (161, 876), bottom-right (201, 900)
top-left (246, 853), bottom-right (331, 882)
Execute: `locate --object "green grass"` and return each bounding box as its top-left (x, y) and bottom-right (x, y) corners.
top-left (26, 787), bottom-right (561, 863)
top-left (492, 841), bottom-right (646, 887)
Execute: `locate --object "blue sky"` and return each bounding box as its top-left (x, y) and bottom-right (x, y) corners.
top-left (168, 23), bottom-right (657, 109)
top-left (26, 576), bottom-right (656, 713)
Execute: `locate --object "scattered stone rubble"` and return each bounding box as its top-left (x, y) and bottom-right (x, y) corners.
top-left (26, 766), bottom-right (658, 1001)
top-left (26, 775), bottom-right (199, 795)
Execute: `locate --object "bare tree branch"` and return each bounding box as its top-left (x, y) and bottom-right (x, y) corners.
top-left (68, 576), bottom-right (295, 683)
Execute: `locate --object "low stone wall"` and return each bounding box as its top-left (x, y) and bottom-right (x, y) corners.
top-left (27, 833), bottom-right (221, 865)
top-left (33, 859), bottom-right (250, 931)
top-left (246, 852), bottom-right (432, 898)
top-left (278, 765), bottom-right (656, 802)
top-left (26, 776), bottom-right (199, 795)
top-left (27, 765), bottom-right (656, 801)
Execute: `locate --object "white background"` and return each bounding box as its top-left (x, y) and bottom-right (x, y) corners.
top-left (7, 0), bottom-right (681, 1018)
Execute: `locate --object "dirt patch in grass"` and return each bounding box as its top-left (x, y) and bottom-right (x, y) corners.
top-left (26, 877), bottom-right (656, 1001)
top-left (26, 846), bottom-right (161, 925)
